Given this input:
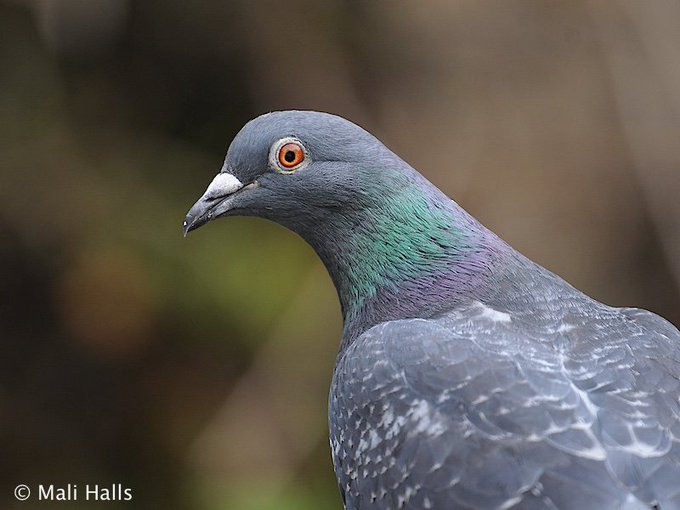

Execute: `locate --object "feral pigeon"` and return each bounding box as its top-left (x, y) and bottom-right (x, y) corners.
top-left (184, 111), bottom-right (680, 510)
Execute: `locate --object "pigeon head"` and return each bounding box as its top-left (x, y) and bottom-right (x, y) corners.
top-left (184, 110), bottom-right (402, 231)
top-left (185, 111), bottom-right (503, 342)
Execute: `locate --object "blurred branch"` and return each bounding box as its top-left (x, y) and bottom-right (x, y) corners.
top-left (189, 263), bottom-right (340, 507)
top-left (31, 0), bottom-right (129, 59)
top-left (590, 0), bottom-right (680, 291)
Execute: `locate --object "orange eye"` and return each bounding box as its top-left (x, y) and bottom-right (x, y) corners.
top-left (278, 142), bottom-right (305, 169)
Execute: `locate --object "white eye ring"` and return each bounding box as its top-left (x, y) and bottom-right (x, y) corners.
top-left (269, 137), bottom-right (310, 173)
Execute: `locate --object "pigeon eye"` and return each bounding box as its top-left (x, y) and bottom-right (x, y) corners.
top-left (277, 142), bottom-right (305, 170)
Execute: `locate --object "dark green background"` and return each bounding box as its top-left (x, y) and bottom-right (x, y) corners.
top-left (2, 1), bottom-right (680, 508)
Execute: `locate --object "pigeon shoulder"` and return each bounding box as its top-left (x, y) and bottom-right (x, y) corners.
top-left (329, 300), bottom-right (680, 509)
top-left (619, 306), bottom-right (680, 343)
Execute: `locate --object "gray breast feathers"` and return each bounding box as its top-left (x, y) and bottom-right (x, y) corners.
top-left (329, 300), bottom-right (680, 510)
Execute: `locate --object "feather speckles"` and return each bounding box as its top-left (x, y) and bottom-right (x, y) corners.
top-left (473, 301), bottom-right (512, 323)
top-left (330, 291), bottom-right (680, 509)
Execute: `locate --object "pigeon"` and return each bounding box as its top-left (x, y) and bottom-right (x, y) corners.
top-left (184, 111), bottom-right (680, 510)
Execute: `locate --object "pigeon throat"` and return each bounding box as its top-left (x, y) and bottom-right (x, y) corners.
top-left (301, 177), bottom-right (502, 344)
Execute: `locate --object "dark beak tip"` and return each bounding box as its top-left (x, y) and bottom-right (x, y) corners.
top-left (183, 207), bottom-right (210, 237)
top-left (183, 212), bottom-right (200, 237)
top-left (183, 216), bottom-right (200, 237)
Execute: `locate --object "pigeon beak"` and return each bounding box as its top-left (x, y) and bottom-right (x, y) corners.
top-left (183, 172), bottom-right (245, 236)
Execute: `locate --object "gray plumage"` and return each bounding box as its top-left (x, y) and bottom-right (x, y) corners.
top-left (184, 111), bottom-right (680, 510)
top-left (331, 258), bottom-right (680, 509)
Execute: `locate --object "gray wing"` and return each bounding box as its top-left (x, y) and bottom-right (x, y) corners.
top-left (329, 300), bottom-right (680, 510)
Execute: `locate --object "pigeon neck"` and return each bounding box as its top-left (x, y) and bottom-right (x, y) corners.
top-left (299, 170), bottom-right (505, 349)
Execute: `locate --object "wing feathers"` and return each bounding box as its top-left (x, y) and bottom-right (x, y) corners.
top-left (330, 300), bottom-right (680, 509)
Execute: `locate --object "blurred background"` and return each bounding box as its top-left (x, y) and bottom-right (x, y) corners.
top-left (1, 0), bottom-right (680, 508)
